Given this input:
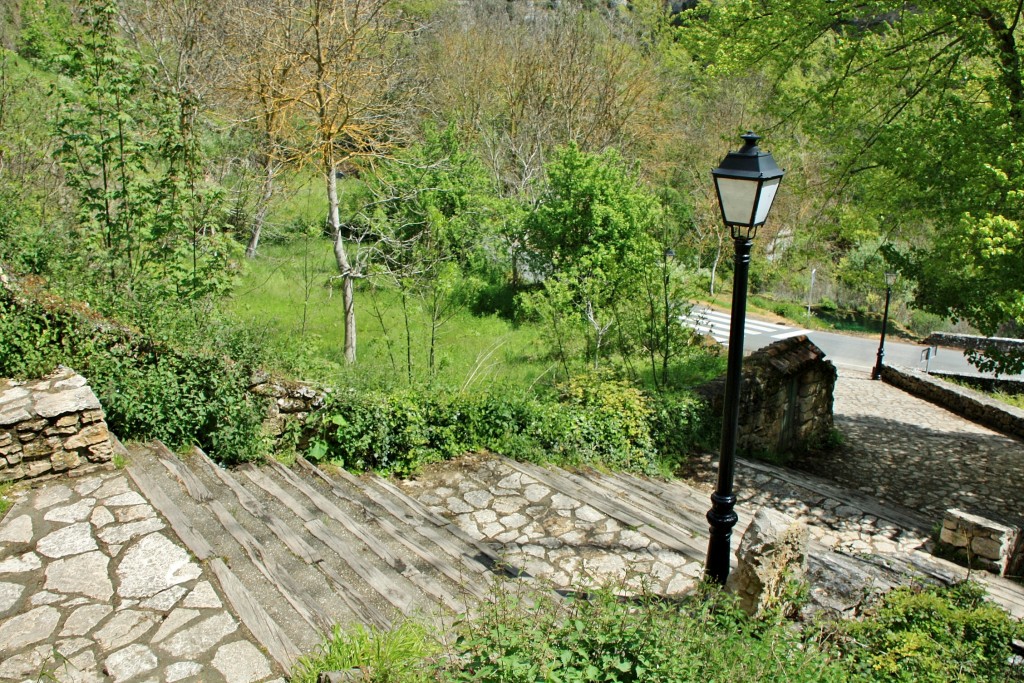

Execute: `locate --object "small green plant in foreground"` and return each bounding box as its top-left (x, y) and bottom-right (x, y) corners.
top-left (0, 481), bottom-right (15, 517)
top-left (838, 581), bottom-right (1023, 682)
top-left (289, 621), bottom-right (439, 683)
top-left (292, 581), bottom-right (1022, 683)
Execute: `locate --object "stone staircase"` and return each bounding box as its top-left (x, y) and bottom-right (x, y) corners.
top-left (125, 443), bottom-right (534, 672)
top-left (125, 442), bottom-right (1024, 676)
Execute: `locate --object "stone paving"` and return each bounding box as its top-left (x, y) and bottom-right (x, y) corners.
top-left (0, 471), bottom-right (284, 683)
top-left (398, 369), bottom-right (1024, 597)
top-left (399, 454), bottom-right (704, 595)
top-left (800, 369), bottom-right (1024, 527)
top-left (681, 452), bottom-right (933, 557)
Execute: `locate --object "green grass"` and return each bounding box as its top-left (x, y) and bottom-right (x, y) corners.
top-left (226, 240), bottom-right (584, 390)
top-left (289, 580), bottom-right (1022, 683)
top-left (0, 481), bottom-right (15, 518)
top-left (289, 620), bottom-right (439, 683)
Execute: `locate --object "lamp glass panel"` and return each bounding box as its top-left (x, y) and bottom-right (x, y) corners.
top-left (753, 177), bottom-right (781, 225)
top-left (715, 177), bottom-right (759, 226)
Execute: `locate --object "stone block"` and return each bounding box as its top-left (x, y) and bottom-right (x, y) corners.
top-left (277, 397), bottom-right (311, 413)
top-left (35, 385), bottom-right (101, 418)
top-left (16, 418), bottom-right (47, 433)
top-left (0, 385), bottom-right (29, 403)
top-left (6, 449), bottom-right (22, 466)
top-left (63, 424), bottom-right (110, 451)
top-left (22, 438), bottom-right (54, 458)
top-left (0, 441), bottom-right (21, 456)
top-left (51, 450), bottom-right (81, 472)
top-left (51, 373), bottom-right (87, 390)
top-left (81, 409), bottom-right (105, 424)
top-left (251, 383), bottom-right (287, 398)
top-left (87, 440), bottom-right (113, 463)
top-left (44, 425), bottom-right (78, 437)
top-left (56, 414), bottom-right (80, 428)
top-left (0, 431), bottom-right (11, 447)
top-left (0, 464), bottom-right (24, 482)
top-left (727, 507), bottom-right (809, 616)
top-left (0, 405), bottom-right (32, 427)
top-left (25, 459), bottom-right (52, 478)
top-left (971, 535), bottom-right (1009, 561)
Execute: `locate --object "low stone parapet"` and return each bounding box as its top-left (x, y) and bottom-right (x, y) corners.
top-left (939, 508), bottom-right (1021, 577)
top-left (0, 367), bottom-right (113, 481)
top-left (880, 365), bottom-right (1024, 441)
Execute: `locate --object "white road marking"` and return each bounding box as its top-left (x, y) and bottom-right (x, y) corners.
top-left (682, 306), bottom-right (802, 347)
top-left (772, 329), bottom-right (811, 340)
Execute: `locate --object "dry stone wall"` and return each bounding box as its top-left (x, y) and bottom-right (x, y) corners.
top-left (248, 371), bottom-right (326, 445)
top-left (881, 366), bottom-right (1024, 441)
top-left (0, 368), bottom-right (113, 482)
top-left (939, 508), bottom-right (1021, 577)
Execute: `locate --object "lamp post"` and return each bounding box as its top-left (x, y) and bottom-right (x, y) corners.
top-left (871, 271), bottom-right (897, 380)
top-left (807, 268), bottom-right (816, 318)
top-left (705, 131), bottom-right (785, 585)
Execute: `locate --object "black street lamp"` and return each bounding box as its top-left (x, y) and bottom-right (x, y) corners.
top-left (871, 271), bottom-right (897, 380)
top-left (705, 132), bottom-right (785, 585)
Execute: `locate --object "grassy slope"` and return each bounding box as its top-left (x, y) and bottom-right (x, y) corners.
top-left (224, 241), bottom-right (554, 391)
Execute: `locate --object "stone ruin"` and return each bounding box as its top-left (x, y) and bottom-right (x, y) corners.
top-left (0, 367), bottom-right (113, 482)
top-left (939, 508), bottom-right (1024, 578)
top-left (698, 335), bottom-right (837, 459)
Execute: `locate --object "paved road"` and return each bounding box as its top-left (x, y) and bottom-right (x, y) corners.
top-left (683, 305), bottom-right (998, 377)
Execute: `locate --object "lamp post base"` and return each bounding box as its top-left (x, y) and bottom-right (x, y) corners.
top-left (705, 492), bottom-right (738, 585)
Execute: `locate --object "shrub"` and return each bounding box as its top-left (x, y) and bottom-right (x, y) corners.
top-left (838, 581), bottom-right (1023, 682)
top-left (304, 376), bottom-right (713, 476)
top-left (0, 281), bottom-right (267, 466)
top-left (443, 584), bottom-right (848, 682)
top-left (649, 392), bottom-right (716, 473)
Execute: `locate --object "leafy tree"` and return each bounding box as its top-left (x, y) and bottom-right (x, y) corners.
top-left (367, 124), bottom-right (501, 379)
top-left (53, 0), bottom-right (231, 316)
top-left (683, 0), bottom-right (1024, 370)
top-left (0, 50), bottom-right (67, 274)
top-left (522, 143), bottom-right (664, 375)
top-left (424, 3), bottom-right (660, 199)
top-left (287, 0), bottom-right (417, 364)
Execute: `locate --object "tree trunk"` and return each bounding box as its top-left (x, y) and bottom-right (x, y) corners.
top-left (245, 155), bottom-right (277, 258)
top-left (327, 162), bottom-right (356, 364)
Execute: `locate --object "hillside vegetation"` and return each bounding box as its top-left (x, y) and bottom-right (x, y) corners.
top-left (2, 0), bottom-right (1023, 471)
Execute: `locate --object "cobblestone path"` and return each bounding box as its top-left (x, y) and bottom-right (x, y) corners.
top-left (801, 369), bottom-right (1024, 527)
top-left (0, 471), bottom-right (284, 683)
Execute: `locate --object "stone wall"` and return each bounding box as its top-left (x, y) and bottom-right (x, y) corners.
top-left (0, 368), bottom-right (113, 482)
top-left (248, 371), bottom-right (326, 444)
top-left (923, 332), bottom-right (1024, 356)
top-left (881, 366), bottom-right (1024, 441)
top-left (698, 336), bottom-right (837, 458)
top-left (928, 371), bottom-right (1024, 397)
top-left (939, 508), bottom-right (1021, 576)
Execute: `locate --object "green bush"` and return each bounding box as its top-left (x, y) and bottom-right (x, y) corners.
top-left (839, 581), bottom-right (1023, 682)
top-left (443, 585), bottom-right (848, 682)
top-left (0, 283), bottom-right (267, 466)
top-left (649, 392), bottom-right (716, 473)
top-left (304, 376), bottom-right (713, 476)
